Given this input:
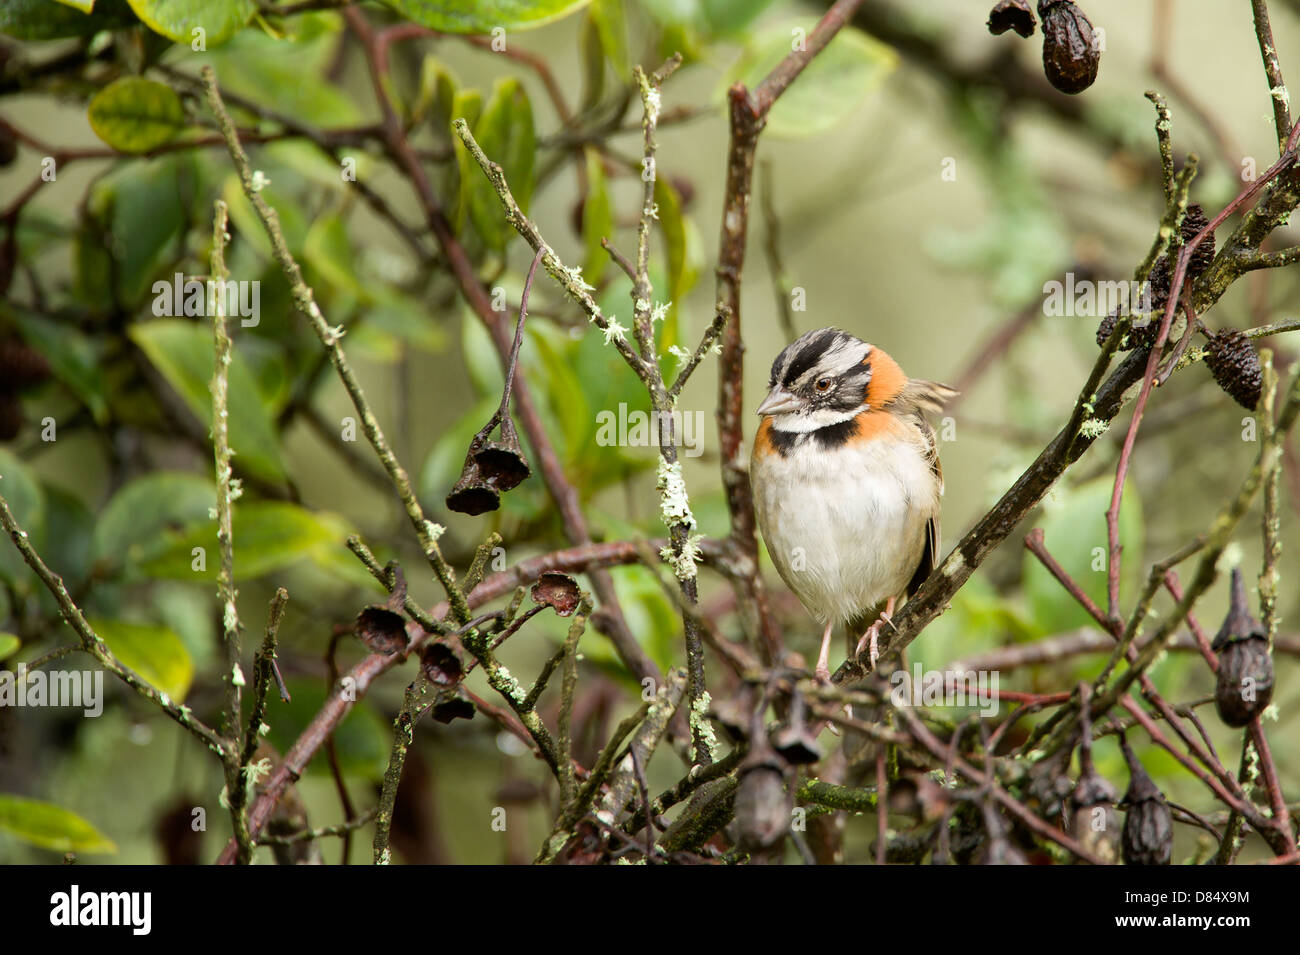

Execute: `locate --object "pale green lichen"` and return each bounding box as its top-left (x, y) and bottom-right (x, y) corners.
top-left (602, 316), bottom-right (628, 344)
top-left (689, 690), bottom-right (719, 762)
top-left (242, 757), bottom-right (272, 784)
top-left (1080, 418), bottom-right (1109, 439)
top-left (231, 663), bottom-right (245, 688)
top-left (656, 458), bottom-right (696, 530)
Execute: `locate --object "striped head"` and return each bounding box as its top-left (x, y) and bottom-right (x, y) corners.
top-left (757, 327), bottom-right (906, 433)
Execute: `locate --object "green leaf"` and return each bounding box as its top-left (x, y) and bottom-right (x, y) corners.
top-left (581, 146), bottom-right (613, 283)
top-left (412, 57), bottom-right (458, 130)
top-left (93, 472), bottom-right (216, 573)
top-left (1023, 476), bottom-right (1144, 636)
top-left (129, 320), bottom-right (287, 484)
top-left (91, 618), bottom-right (194, 701)
top-left (87, 77), bottom-right (188, 154)
top-left (0, 795), bottom-right (116, 854)
top-left (725, 20), bottom-right (897, 138)
top-left (652, 176), bottom-right (697, 334)
top-left (126, 0), bottom-right (255, 44)
top-left (135, 501), bottom-right (344, 581)
top-left (206, 17), bottom-right (362, 125)
top-left (0, 0), bottom-right (134, 40)
top-left (9, 307), bottom-right (109, 425)
top-left (0, 449), bottom-right (44, 587)
top-left (449, 88), bottom-right (484, 233)
top-left (588, 0), bottom-right (629, 77)
top-left (54, 0), bottom-right (96, 12)
top-left (701, 0), bottom-right (776, 36)
top-left (380, 0), bottom-right (591, 33)
top-left (0, 635), bottom-right (19, 661)
top-left (465, 78), bottom-right (535, 252)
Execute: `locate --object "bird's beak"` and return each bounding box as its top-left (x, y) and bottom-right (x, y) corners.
top-left (756, 387), bottom-right (800, 417)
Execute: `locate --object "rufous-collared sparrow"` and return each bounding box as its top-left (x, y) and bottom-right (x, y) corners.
top-left (750, 327), bottom-right (958, 681)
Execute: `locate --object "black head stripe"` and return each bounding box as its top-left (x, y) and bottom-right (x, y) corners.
top-left (781, 328), bottom-right (842, 387)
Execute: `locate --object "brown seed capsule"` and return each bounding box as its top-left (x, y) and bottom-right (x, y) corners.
top-left (473, 417), bottom-right (530, 492)
top-left (770, 692), bottom-right (821, 766)
top-left (531, 571), bottom-right (583, 616)
top-left (1119, 739), bottom-right (1173, 865)
top-left (733, 761), bottom-right (790, 853)
top-left (445, 454), bottom-right (501, 515)
top-left (988, 0), bottom-right (1036, 38)
top-left (0, 393), bottom-right (22, 442)
top-left (1181, 203), bottom-right (1215, 279)
top-left (1212, 568), bottom-right (1274, 727)
top-left (1204, 328), bottom-right (1263, 410)
top-left (419, 641), bottom-right (464, 686)
top-left (0, 339), bottom-right (51, 389)
top-left (354, 605), bottom-right (409, 656)
top-left (1039, 1), bottom-right (1101, 94)
top-left (1097, 258), bottom-right (1169, 349)
top-left (1070, 766), bottom-right (1120, 864)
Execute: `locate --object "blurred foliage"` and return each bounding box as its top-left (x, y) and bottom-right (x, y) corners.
top-left (0, 0), bottom-right (1295, 864)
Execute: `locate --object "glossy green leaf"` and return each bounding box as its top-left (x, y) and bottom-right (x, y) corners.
top-left (0, 795), bottom-right (116, 854)
top-left (588, 0), bottom-right (629, 78)
top-left (87, 78), bottom-right (188, 154)
top-left (702, 0), bottom-right (776, 36)
top-left (725, 20), bottom-right (897, 138)
top-left (581, 147), bottom-right (613, 283)
top-left (136, 501), bottom-right (343, 581)
top-left (380, 0), bottom-right (590, 33)
top-left (207, 18), bottom-right (361, 125)
top-left (91, 618), bottom-right (194, 701)
top-left (412, 57), bottom-right (458, 130)
top-left (126, 0), bottom-right (254, 44)
top-left (10, 308), bottom-right (108, 425)
top-left (0, 450), bottom-right (44, 587)
top-left (129, 320), bottom-right (287, 483)
top-left (1023, 476), bottom-right (1144, 636)
top-left (0, 635), bottom-right (19, 661)
top-left (449, 88), bottom-right (483, 233)
top-left (465, 79), bottom-right (535, 252)
top-left (93, 472), bottom-right (216, 572)
top-left (653, 176), bottom-right (696, 335)
top-left (0, 0), bottom-right (134, 40)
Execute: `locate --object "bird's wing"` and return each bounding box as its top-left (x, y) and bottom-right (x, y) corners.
top-left (894, 378), bottom-right (958, 596)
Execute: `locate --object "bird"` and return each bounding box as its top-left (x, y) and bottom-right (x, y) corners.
top-left (750, 327), bottom-right (957, 682)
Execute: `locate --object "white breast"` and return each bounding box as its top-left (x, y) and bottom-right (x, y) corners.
top-left (752, 428), bottom-right (940, 627)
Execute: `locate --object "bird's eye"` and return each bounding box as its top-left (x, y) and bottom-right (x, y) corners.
top-left (815, 377), bottom-right (833, 392)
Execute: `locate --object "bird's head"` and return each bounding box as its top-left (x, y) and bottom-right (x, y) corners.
top-left (757, 327), bottom-right (904, 432)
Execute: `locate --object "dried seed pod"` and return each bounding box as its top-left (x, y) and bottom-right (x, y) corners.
top-left (0, 339), bottom-right (51, 389)
top-left (1181, 203), bottom-right (1215, 279)
top-left (1097, 258), bottom-right (1169, 349)
top-left (445, 454), bottom-right (501, 515)
top-left (430, 696), bottom-right (475, 724)
top-left (1119, 740), bottom-right (1173, 865)
top-left (770, 692), bottom-right (821, 766)
top-left (0, 393), bottom-right (22, 442)
top-left (354, 605), bottom-right (409, 656)
top-left (1070, 766), bottom-right (1120, 864)
top-left (531, 571), bottom-right (582, 616)
top-left (419, 641), bottom-right (464, 686)
top-left (733, 759), bottom-right (791, 853)
top-left (1212, 568), bottom-right (1274, 727)
top-left (988, 0), bottom-right (1036, 37)
top-left (1204, 328), bottom-right (1263, 410)
top-left (1039, 1), bottom-right (1100, 94)
top-left (473, 418), bottom-right (530, 492)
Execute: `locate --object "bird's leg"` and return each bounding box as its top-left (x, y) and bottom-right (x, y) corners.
top-left (854, 596), bottom-right (897, 670)
top-left (814, 619), bottom-right (835, 683)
